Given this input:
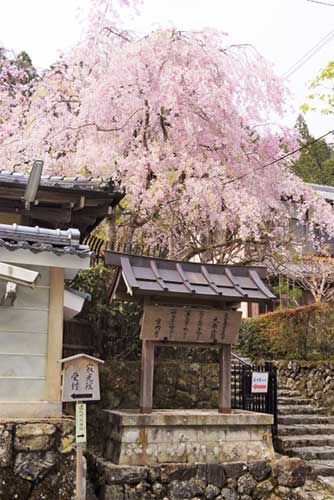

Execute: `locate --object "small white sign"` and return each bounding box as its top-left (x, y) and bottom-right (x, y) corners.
top-left (76, 402), bottom-right (87, 443)
top-left (251, 372), bottom-right (269, 393)
top-left (61, 354), bottom-right (103, 402)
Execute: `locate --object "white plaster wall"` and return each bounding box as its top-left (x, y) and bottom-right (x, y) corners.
top-left (0, 265), bottom-right (50, 401)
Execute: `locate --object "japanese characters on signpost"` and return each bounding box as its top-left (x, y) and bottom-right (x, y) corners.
top-left (60, 354), bottom-right (104, 500)
top-left (251, 372), bottom-right (269, 394)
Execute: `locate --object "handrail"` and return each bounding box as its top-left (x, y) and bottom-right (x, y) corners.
top-left (231, 351), bottom-right (252, 366)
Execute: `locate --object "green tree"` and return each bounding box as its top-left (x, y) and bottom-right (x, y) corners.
top-left (291, 114), bottom-right (334, 185)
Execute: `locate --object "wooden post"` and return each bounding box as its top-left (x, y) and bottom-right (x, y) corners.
top-left (76, 441), bottom-right (84, 500)
top-left (75, 401), bottom-right (86, 500)
top-left (140, 340), bottom-right (155, 413)
top-left (219, 344), bottom-right (232, 414)
top-left (45, 267), bottom-right (64, 401)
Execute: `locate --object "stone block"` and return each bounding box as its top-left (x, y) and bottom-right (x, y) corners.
top-left (248, 460), bottom-right (272, 482)
top-left (168, 478), bottom-right (205, 499)
top-left (159, 463), bottom-right (207, 483)
top-left (223, 462), bottom-right (248, 479)
top-left (205, 484), bottom-right (221, 498)
top-left (220, 488), bottom-right (238, 500)
top-left (102, 409), bottom-right (274, 466)
top-left (207, 463), bottom-right (226, 488)
top-left (237, 473), bottom-right (256, 495)
top-left (103, 463), bottom-right (149, 485)
top-left (14, 450), bottom-right (58, 481)
top-left (253, 479), bottom-right (275, 499)
top-left (15, 423), bottom-right (56, 451)
top-left (272, 457), bottom-right (308, 488)
top-left (0, 423), bottom-right (13, 467)
top-left (58, 433), bottom-right (75, 454)
top-left (56, 419), bottom-right (75, 436)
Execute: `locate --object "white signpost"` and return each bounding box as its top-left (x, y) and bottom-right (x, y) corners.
top-left (60, 354), bottom-right (104, 500)
top-left (251, 372), bottom-right (269, 394)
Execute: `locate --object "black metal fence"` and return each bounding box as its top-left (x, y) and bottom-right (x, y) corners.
top-left (232, 355), bottom-right (278, 435)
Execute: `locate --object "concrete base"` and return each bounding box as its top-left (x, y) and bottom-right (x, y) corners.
top-left (0, 401), bottom-right (62, 418)
top-left (103, 409), bottom-right (275, 466)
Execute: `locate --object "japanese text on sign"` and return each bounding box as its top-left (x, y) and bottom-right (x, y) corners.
top-left (76, 402), bottom-right (87, 443)
top-left (62, 358), bottom-right (101, 402)
top-left (251, 372), bottom-right (269, 394)
top-left (141, 305), bottom-right (242, 344)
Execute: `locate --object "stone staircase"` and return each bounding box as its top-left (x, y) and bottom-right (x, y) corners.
top-left (276, 387), bottom-right (334, 476)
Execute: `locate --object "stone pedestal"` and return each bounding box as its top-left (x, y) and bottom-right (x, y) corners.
top-left (103, 409), bottom-right (275, 466)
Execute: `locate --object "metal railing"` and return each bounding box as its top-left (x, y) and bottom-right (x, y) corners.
top-left (231, 354), bottom-right (278, 435)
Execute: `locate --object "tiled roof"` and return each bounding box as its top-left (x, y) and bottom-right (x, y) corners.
top-left (0, 170), bottom-right (115, 192)
top-left (0, 224), bottom-right (91, 258)
top-left (308, 183), bottom-right (334, 202)
top-left (106, 252), bottom-right (275, 303)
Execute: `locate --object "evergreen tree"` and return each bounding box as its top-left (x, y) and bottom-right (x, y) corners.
top-left (292, 115), bottom-right (334, 186)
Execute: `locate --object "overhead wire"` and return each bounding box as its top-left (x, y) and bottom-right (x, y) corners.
top-left (224, 130), bottom-right (334, 186)
top-left (306, 0), bottom-right (334, 6)
top-left (283, 27), bottom-right (334, 78)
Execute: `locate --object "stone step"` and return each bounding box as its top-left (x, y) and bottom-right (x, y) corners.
top-left (276, 435), bottom-right (334, 452)
top-left (278, 405), bottom-right (323, 416)
top-left (278, 397), bottom-right (313, 406)
top-left (289, 446), bottom-right (334, 460)
top-left (278, 424), bottom-right (334, 436)
top-left (278, 415), bottom-right (334, 425)
top-left (278, 390), bottom-right (302, 397)
top-left (309, 461), bottom-right (334, 477)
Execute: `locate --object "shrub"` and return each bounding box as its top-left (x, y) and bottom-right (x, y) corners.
top-left (70, 265), bottom-right (142, 358)
top-left (238, 304), bottom-right (334, 361)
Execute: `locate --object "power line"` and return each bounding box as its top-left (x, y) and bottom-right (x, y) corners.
top-left (307, 0), bottom-right (334, 6)
top-left (224, 130), bottom-right (334, 186)
top-left (284, 27), bottom-right (334, 78)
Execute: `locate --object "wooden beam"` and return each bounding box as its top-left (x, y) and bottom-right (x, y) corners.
top-left (219, 344), bottom-right (232, 414)
top-left (140, 340), bottom-right (155, 413)
top-left (45, 267), bottom-right (64, 401)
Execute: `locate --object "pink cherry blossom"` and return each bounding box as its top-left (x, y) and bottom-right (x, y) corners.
top-left (0, 0), bottom-right (333, 261)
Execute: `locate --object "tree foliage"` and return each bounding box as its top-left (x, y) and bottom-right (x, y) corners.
top-left (238, 304), bottom-right (334, 361)
top-left (1, 0), bottom-right (334, 261)
top-left (292, 115), bottom-right (334, 185)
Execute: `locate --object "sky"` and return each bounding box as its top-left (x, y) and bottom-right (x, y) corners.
top-left (1, 0), bottom-right (334, 137)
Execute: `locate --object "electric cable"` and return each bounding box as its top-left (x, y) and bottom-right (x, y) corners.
top-left (307, 0), bottom-right (334, 7)
top-left (284, 27), bottom-right (334, 78)
top-left (224, 130), bottom-right (334, 185)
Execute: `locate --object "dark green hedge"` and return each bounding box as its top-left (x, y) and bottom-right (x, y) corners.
top-left (238, 304), bottom-right (334, 361)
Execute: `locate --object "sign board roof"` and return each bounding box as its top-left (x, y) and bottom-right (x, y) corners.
top-left (106, 252), bottom-right (275, 303)
top-left (60, 354), bottom-right (104, 365)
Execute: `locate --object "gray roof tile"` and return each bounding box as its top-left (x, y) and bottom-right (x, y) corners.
top-left (0, 224), bottom-right (91, 258)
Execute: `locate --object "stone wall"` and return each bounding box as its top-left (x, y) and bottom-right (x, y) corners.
top-left (0, 418), bottom-right (75, 500)
top-left (100, 360), bottom-right (221, 410)
top-left (276, 361), bottom-right (334, 413)
top-left (88, 359), bottom-right (223, 449)
top-left (88, 454), bottom-right (334, 499)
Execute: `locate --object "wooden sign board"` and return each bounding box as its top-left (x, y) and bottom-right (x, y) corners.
top-left (61, 355), bottom-right (103, 402)
top-left (76, 402), bottom-right (87, 443)
top-left (141, 305), bottom-right (242, 344)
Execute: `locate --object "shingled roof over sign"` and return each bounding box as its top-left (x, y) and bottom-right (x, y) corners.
top-left (106, 252), bottom-right (275, 303)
